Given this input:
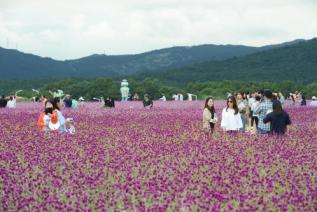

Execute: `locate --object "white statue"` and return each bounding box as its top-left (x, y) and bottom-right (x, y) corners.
top-left (49, 89), bottom-right (64, 98)
top-left (187, 93), bottom-right (193, 101)
top-left (120, 79), bottom-right (130, 101)
top-left (179, 93), bottom-right (183, 101)
top-left (187, 93), bottom-right (197, 101)
top-left (160, 95), bottom-right (167, 101)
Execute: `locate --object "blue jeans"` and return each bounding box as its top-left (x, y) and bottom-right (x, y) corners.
top-left (257, 128), bottom-right (270, 134)
top-left (240, 113), bottom-right (246, 132)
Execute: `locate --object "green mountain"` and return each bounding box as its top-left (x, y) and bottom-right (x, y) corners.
top-left (0, 39), bottom-right (304, 80)
top-left (133, 38), bottom-right (317, 85)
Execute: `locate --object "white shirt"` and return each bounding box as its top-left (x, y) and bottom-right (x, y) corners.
top-left (237, 100), bottom-right (246, 112)
top-left (187, 93), bottom-right (193, 101)
top-left (310, 100), bottom-right (317, 107)
top-left (251, 102), bottom-right (260, 117)
top-left (248, 97), bottom-right (255, 108)
top-left (221, 108), bottom-right (243, 131)
top-left (160, 96), bottom-right (166, 101)
top-left (6, 100), bottom-right (15, 108)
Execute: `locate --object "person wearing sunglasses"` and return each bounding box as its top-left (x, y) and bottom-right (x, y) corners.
top-left (221, 96), bottom-right (243, 132)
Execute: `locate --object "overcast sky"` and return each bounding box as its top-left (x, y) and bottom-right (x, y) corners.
top-left (0, 0), bottom-right (316, 60)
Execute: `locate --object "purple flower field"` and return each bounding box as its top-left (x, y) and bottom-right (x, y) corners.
top-left (1, 101), bottom-right (317, 211)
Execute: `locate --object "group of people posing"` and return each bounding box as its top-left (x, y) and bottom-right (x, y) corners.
top-left (203, 90), bottom-right (291, 135)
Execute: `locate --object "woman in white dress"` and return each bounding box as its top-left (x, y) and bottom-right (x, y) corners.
top-left (221, 96), bottom-right (243, 132)
top-left (6, 96), bottom-right (16, 108)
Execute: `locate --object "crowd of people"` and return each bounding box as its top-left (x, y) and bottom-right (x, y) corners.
top-left (1, 89), bottom-right (316, 136)
top-left (203, 90), bottom-right (294, 136)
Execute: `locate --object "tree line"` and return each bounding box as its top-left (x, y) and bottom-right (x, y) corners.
top-left (1, 78), bottom-right (317, 100)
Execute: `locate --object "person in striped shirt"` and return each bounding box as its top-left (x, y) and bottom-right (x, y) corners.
top-left (253, 90), bottom-right (273, 134)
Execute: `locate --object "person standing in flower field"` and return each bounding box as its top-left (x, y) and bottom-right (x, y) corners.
top-left (278, 91), bottom-right (285, 105)
top-left (221, 96), bottom-right (243, 133)
top-left (251, 95), bottom-right (261, 130)
top-left (6, 96), bottom-right (16, 108)
top-left (263, 100), bottom-right (291, 135)
top-left (143, 94), bottom-right (153, 109)
top-left (203, 97), bottom-right (217, 134)
top-left (310, 96), bottom-right (317, 106)
top-left (0, 95), bottom-right (7, 108)
top-left (236, 92), bottom-right (247, 132)
top-left (254, 90), bottom-right (273, 134)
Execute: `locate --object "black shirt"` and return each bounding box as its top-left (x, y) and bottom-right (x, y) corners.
top-left (63, 99), bottom-right (72, 108)
top-left (105, 99), bottom-right (115, 108)
top-left (263, 111), bottom-right (291, 135)
top-left (143, 99), bottom-right (153, 108)
top-left (0, 98), bottom-right (7, 107)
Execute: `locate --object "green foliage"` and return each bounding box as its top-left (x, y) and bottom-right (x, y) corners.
top-left (0, 79), bottom-right (50, 98)
top-left (37, 78), bottom-right (185, 100)
top-left (1, 78), bottom-right (316, 100)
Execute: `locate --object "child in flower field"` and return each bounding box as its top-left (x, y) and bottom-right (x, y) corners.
top-left (65, 118), bottom-right (76, 134)
top-left (263, 100), bottom-right (291, 135)
top-left (203, 97), bottom-right (217, 134)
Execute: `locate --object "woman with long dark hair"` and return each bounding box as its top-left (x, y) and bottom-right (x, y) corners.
top-left (236, 92), bottom-right (247, 132)
top-left (263, 100), bottom-right (291, 135)
top-left (37, 99), bottom-right (54, 132)
top-left (203, 97), bottom-right (217, 134)
top-left (51, 97), bottom-right (66, 132)
top-left (221, 96), bottom-right (242, 132)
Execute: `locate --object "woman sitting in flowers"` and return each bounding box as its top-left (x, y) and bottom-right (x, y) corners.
top-left (37, 97), bottom-right (68, 133)
top-left (221, 96), bottom-right (243, 132)
top-left (37, 99), bottom-right (54, 132)
top-left (51, 97), bottom-right (66, 132)
top-left (203, 97), bottom-right (217, 134)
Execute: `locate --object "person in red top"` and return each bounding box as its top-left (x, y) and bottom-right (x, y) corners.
top-left (37, 100), bottom-right (53, 131)
top-left (37, 100), bottom-right (60, 132)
